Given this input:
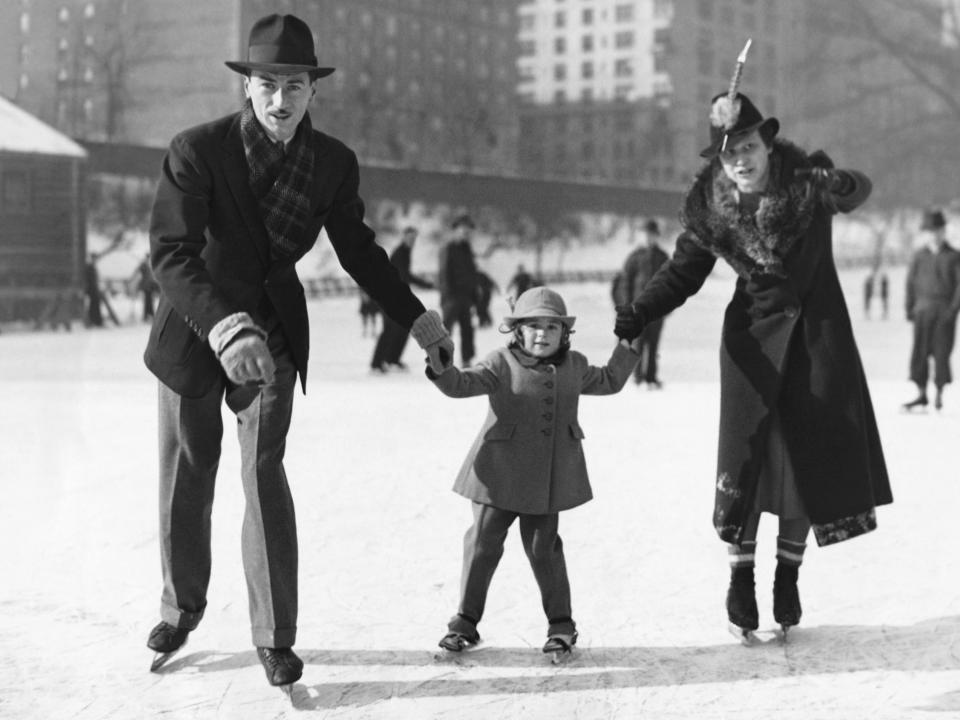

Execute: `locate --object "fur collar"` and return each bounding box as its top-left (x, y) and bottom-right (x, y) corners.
top-left (680, 139), bottom-right (819, 278)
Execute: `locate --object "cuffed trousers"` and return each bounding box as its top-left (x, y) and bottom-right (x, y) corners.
top-left (457, 502), bottom-right (572, 628)
top-left (156, 326), bottom-right (298, 648)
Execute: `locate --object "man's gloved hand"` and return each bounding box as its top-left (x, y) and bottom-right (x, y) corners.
top-left (219, 331), bottom-right (276, 386)
top-left (614, 304), bottom-right (645, 341)
top-left (411, 309), bottom-right (454, 374)
top-left (794, 166), bottom-right (849, 194)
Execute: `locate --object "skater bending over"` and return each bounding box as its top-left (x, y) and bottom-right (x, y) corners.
top-left (142, 13), bottom-right (452, 688)
top-left (427, 287), bottom-right (638, 657)
top-left (614, 70), bottom-right (893, 642)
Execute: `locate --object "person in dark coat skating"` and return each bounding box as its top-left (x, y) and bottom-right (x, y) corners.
top-left (903, 208), bottom-right (960, 411)
top-left (370, 226), bottom-right (434, 372)
top-left (438, 214), bottom-right (480, 366)
top-left (141, 14), bottom-right (454, 688)
top-left (428, 287), bottom-right (638, 657)
top-left (615, 74), bottom-right (893, 642)
top-left (620, 218), bottom-right (670, 386)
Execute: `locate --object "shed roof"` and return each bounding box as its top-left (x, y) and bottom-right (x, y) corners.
top-left (0, 95), bottom-right (87, 158)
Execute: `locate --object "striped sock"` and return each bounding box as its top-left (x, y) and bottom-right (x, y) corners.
top-left (727, 540), bottom-right (757, 569)
top-left (776, 537), bottom-right (806, 567)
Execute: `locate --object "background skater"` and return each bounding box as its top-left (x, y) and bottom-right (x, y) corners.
top-left (903, 208), bottom-right (960, 411)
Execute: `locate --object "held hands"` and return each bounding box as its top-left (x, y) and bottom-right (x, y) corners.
top-left (410, 309), bottom-right (455, 374)
top-left (219, 331), bottom-right (276, 386)
top-left (614, 304), bottom-right (645, 341)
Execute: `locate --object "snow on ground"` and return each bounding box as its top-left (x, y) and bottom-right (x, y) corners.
top-left (1, 265), bottom-right (958, 720)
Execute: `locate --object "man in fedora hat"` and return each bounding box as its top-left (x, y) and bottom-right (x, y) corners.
top-left (615, 88), bottom-right (892, 644)
top-left (142, 13), bottom-right (454, 687)
top-left (619, 218), bottom-right (670, 387)
top-left (903, 208), bottom-right (960, 411)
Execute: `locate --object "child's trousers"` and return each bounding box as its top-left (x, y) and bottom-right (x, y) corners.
top-left (457, 502), bottom-right (572, 628)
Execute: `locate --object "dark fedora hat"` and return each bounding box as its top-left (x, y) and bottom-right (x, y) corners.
top-left (700, 92), bottom-right (779, 159)
top-left (225, 14), bottom-right (335, 79)
top-left (451, 213), bottom-right (475, 230)
top-left (920, 208), bottom-right (947, 231)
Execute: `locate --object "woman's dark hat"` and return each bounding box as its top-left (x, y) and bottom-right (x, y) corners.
top-left (226, 14), bottom-right (335, 79)
top-left (920, 208), bottom-right (947, 231)
top-left (451, 213), bottom-right (475, 230)
top-left (700, 92), bottom-right (779, 159)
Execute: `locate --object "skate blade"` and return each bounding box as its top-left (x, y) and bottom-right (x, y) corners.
top-left (150, 648), bottom-right (181, 672)
top-left (278, 684), bottom-right (294, 703)
top-left (547, 649), bottom-right (573, 664)
top-left (728, 622), bottom-right (760, 646)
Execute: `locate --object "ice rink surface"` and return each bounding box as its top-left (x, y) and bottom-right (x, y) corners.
top-left (1, 265), bottom-right (958, 720)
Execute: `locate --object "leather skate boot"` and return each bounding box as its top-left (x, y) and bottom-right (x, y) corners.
top-left (147, 621), bottom-right (190, 672)
top-left (726, 566), bottom-right (759, 643)
top-left (773, 563), bottom-right (802, 630)
top-left (257, 647), bottom-right (304, 686)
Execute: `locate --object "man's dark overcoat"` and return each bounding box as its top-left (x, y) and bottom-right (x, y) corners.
top-left (144, 111), bottom-right (425, 398)
top-left (633, 140), bottom-right (893, 547)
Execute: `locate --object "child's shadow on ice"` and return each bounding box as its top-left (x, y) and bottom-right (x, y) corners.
top-left (164, 615), bottom-right (960, 711)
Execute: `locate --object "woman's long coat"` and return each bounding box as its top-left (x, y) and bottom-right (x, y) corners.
top-left (634, 139), bottom-right (893, 547)
top-left (430, 343), bottom-right (638, 514)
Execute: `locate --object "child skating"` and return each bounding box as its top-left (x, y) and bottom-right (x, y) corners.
top-left (425, 287), bottom-right (639, 660)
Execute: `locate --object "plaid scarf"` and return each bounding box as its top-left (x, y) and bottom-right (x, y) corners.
top-left (240, 100), bottom-right (315, 261)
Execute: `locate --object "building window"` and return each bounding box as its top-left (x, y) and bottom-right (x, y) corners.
top-left (614, 58), bottom-right (632, 77)
top-left (554, 89), bottom-right (566, 103)
top-left (520, 13), bottom-right (535, 30)
top-left (581, 61), bottom-right (593, 79)
top-left (582, 88), bottom-right (593, 102)
top-left (614, 4), bottom-right (633, 21)
top-left (653, 48), bottom-right (667, 72)
top-left (555, 11), bottom-right (565, 28)
top-left (554, 64), bottom-right (567, 80)
top-left (615, 85), bottom-right (631, 100)
top-left (2, 170), bottom-right (31, 215)
top-left (582, 8), bottom-right (593, 24)
top-left (519, 39), bottom-right (536, 55)
top-left (582, 34), bottom-right (593, 52)
top-left (555, 36), bottom-right (566, 53)
top-left (614, 31), bottom-right (633, 49)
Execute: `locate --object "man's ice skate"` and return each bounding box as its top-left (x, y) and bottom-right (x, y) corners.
top-left (543, 630), bottom-right (578, 664)
top-left (773, 563), bottom-right (802, 641)
top-left (256, 647), bottom-right (303, 697)
top-left (726, 566), bottom-right (759, 646)
top-left (147, 621), bottom-right (190, 672)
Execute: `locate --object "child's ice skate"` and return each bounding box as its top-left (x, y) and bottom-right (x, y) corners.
top-left (436, 614), bottom-right (481, 658)
top-left (726, 566), bottom-right (760, 646)
top-left (543, 630), bottom-right (578, 664)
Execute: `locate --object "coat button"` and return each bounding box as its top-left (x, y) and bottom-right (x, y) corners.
top-left (543, 412), bottom-right (553, 420)
top-left (784, 306), bottom-right (799, 318)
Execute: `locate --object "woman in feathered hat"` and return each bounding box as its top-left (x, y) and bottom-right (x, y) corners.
top-left (615, 47), bottom-right (892, 643)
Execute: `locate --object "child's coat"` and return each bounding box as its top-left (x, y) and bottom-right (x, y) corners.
top-left (430, 343), bottom-right (638, 514)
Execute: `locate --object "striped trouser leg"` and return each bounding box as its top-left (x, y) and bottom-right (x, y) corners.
top-left (157, 379), bottom-right (226, 630)
top-left (226, 339), bottom-right (298, 649)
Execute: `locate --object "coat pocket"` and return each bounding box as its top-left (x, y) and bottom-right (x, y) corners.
top-left (483, 423), bottom-right (516, 441)
top-left (568, 423), bottom-right (585, 439)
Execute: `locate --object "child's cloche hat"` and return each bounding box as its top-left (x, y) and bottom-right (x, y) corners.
top-left (502, 287), bottom-right (576, 329)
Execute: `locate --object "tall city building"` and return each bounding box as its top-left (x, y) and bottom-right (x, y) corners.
top-left (516, 0), bottom-right (799, 188)
top-left (2, 0), bottom-right (520, 175)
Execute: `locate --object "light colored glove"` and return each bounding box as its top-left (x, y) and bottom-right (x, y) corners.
top-left (219, 331), bottom-right (276, 386)
top-left (410, 309), bottom-right (454, 374)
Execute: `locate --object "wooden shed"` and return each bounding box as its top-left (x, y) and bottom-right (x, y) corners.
top-left (0, 95), bottom-right (87, 327)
